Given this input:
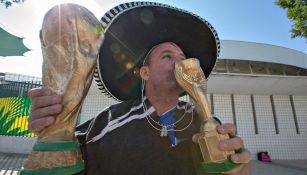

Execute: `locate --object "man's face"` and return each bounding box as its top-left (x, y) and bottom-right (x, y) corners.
top-left (145, 42), bottom-right (186, 91)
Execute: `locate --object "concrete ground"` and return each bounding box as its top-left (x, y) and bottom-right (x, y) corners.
top-left (0, 153), bottom-right (307, 175)
top-left (251, 159), bottom-right (307, 175)
top-left (0, 153), bottom-right (27, 175)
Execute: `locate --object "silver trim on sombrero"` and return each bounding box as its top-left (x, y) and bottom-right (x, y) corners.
top-left (94, 1), bottom-right (220, 101)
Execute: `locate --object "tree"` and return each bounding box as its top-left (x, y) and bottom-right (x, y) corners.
top-left (0, 0), bottom-right (25, 8)
top-left (275, 0), bottom-right (307, 40)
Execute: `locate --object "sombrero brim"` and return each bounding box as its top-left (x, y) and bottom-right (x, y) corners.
top-left (95, 2), bottom-right (220, 101)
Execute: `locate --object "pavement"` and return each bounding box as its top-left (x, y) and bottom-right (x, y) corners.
top-left (251, 159), bottom-right (307, 175)
top-left (0, 153), bottom-right (27, 175)
top-left (0, 152), bottom-right (307, 175)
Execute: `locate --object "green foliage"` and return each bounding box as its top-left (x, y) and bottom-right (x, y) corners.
top-left (0, 0), bottom-right (25, 8)
top-left (275, 0), bottom-right (307, 40)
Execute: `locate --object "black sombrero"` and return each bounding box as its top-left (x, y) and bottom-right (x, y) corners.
top-left (95, 2), bottom-right (220, 101)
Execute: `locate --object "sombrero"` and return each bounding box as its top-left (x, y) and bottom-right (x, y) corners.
top-left (95, 2), bottom-right (220, 101)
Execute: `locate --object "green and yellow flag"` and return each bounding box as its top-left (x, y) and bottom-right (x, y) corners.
top-left (0, 97), bottom-right (35, 136)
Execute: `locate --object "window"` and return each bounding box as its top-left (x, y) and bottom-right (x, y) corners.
top-left (251, 62), bottom-right (268, 74)
top-left (228, 60), bottom-right (251, 74)
top-left (268, 64), bottom-right (284, 75)
top-left (284, 65), bottom-right (299, 76)
top-left (213, 59), bottom-right (307, 76)
top-left (214, 60), bottom-right (228, 73)
top-left (298, 68), bottom-right (307, 76)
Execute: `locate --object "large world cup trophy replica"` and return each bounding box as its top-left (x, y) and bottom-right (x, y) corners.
top-left (174, 59), bottom-right (241, 173)
top-left (20, 4), bottom-right (104, 175)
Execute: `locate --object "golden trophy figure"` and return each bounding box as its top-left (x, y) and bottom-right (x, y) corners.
top-left (174, 59), bottom-right (241, 173)
top-left (20, 4), bottom-right (104, 175)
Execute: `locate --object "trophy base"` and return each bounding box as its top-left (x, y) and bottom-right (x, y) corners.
top-left (202, 159), bottom-right (241, 173)
top-left (19, 161), bottom-right (84, 175)
top-left (20, 141), bottom-right (84, 175)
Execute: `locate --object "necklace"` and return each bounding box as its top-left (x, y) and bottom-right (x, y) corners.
top-left (140, 80), bottom-right (194, 137)
top-left (145, 108), bottom-right (194, 137)
top-left (147, 105), bottom-right (187, 127)
top-left (142, 99), bottom-right (194, 137)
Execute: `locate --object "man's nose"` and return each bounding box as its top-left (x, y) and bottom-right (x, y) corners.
top-left (171, 62), bottom-right (176, 70)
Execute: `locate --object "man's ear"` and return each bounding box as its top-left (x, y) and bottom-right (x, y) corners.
top-left (140, 66), bottom-right (150, 80)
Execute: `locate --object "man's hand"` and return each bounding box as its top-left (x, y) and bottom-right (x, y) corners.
top-left (192, 123), bottom-right (251, 175)
top-left (28, 87), bottom-right (63, 134)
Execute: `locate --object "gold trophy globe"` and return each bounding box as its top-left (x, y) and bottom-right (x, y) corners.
top-left (20, 4), bottom-right (104, 175)
top-left (174, 58), bottom-right (241, 173)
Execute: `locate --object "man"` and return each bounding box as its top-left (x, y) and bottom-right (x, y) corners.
top-left (28, 2), bottom-right (251, 175)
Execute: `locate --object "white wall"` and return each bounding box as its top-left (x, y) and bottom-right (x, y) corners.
top-left (213, 94), bottom-right (307, 160)
top-left (213, 94), bottom-right (234, 124)
top-left (0, 136), bottom-right (36, 154)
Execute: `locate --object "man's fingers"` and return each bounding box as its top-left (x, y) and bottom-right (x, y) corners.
top-left (230, 149), bottom-right (252, 164)
top-left (29, 104), bottom-right (63, 122)
top-left (193, 123), bottom-right (237, 143)
top-left (31, 95), bottom-right (62, 112)
top-left (28, 87), bottom-right (51, 99)
top-left (27, 87), bottom-right (63, 134)
top-left (217, 123), bottom-right (237, 137)
top-left (219, 137), bottom-right (244, 151)
top-left (223, 150), bottom-right (251, 175)
top-left (28, 116), bottom-right (55, 133)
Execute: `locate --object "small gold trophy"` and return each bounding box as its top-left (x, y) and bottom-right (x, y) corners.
top-left (174, 59), bottom-right (241, 173)
top-left (20, 4), bottom-right (104, 175)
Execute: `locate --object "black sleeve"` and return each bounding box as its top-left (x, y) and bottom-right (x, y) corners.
top-left (74, 119), bottom-right (94, 175)
top-left (74, 100), bottom-right (134, 160)
top-left (74, 108), bottom-right (110, 175)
